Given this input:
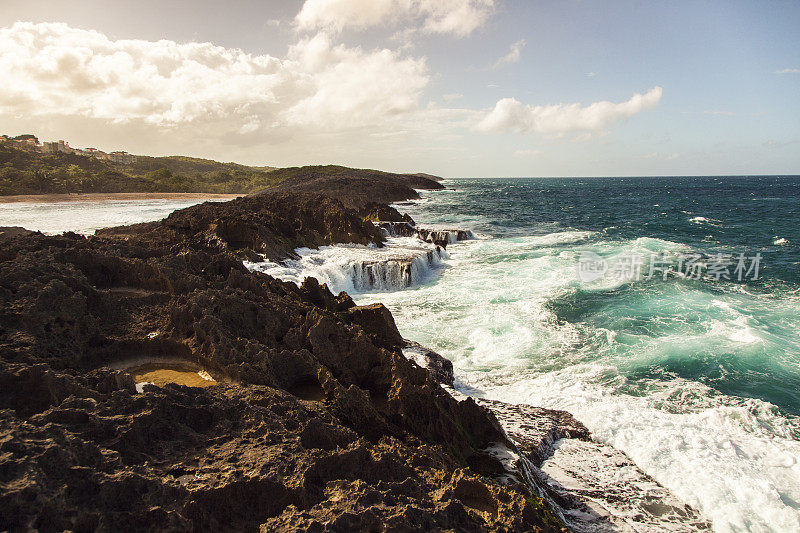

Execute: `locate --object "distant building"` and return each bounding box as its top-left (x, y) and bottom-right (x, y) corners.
top-left (42, 140), bottom-right (71, 154)
top-left (108, 151), bottom-right (136, 165)
top-left (83, 147), bottom-right (109, 160)
top-left (7, 134), bottom-right (137, 163)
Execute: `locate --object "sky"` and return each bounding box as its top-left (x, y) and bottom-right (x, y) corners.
top-left (0, 0), bottom-right (798, 177)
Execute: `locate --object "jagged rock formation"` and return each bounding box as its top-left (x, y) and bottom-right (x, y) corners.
top-left (0, 226), bottom-right (35, 238)
top-left (359, 202), bottom-right (415, 224)
top-left (0, 194), bottom-right (566, 531)
top-left (97, 193), bottom-right (385, 262)
top-left (454, 398), bottom-right (710, 532)
top-left (254, 165), bottom-right (444, 210)
top-left (402, 341), bottom-right (455, 387)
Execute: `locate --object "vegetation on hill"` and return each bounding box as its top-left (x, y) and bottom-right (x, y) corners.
top-left (0, 144), bottom-right (281, 195)
top-left (0, 143), bottom-right (443, 198)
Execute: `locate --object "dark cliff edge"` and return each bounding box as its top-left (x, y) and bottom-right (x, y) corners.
top-left (0, 169), bottom-right (567, 531)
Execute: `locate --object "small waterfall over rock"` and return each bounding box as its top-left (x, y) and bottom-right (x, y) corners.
top-left (346, 246), bottom-right (445, 291)
top-left (244, 237), bottom-right (448, 293)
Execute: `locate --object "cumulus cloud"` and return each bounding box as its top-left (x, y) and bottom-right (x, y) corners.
top-left (0, 22), bottom-right (428, 139)
top-left (493, 39), bottom-right (525, 68)
top-left (295, 0), bottom-right (495, 37)
top-left (476, 87), bottom-right (663, 134)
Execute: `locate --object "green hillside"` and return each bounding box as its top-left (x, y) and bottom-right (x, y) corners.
top-left (0, 144), bottom-right (281, 195)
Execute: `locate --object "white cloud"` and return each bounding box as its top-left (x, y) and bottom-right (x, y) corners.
top-left (775, 68), bottom-right (799, 74)
top-left (295, 0), bottom-right (495, 37)
top-left (0, 22), bottom-right (429, 139)
top-left (494, 39), bottom-right (525, 68)
top-left (285, 33), bottom-right (428, 126)
top-left (442, 93), bottom-right (463, 101)
top-left (476, 87), bottom-right (663, 134)
top-left (586, 71), bottom-right (596, 77)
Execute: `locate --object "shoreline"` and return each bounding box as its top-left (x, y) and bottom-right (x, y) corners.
top-left (0, 170), bottom-right (708, 531)
top-left (0, 192), bottom-right (242, 203)
top-left (0, 180), bottom-right (573, 531)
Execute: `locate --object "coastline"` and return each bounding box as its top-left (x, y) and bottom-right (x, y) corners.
top-left (0, 171), bottom-right (717, 531)
top-left (366, 178), bottom-right (800, 532)
top-left (0, 192), bottom-right (242, 203)
top-left (0, 170), bottom-right (572, 531)
top-left (263, 190), bottom-right (714, 531)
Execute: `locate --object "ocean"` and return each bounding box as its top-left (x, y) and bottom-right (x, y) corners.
top-left (0, 198), bottom-right (227, 235)
top-left (356, 176), bottom-right (800, 533)
top-left (6, 176), bottom-right (800, 532)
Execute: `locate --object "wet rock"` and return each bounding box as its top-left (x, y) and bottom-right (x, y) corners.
top-left (97, 193), bottom-right (386, 262)
top-left (377, 221), bottom-right (417, 238)
top-left (346, 303), bottom-right (404, 349)
top-left (540, 439), bottom-right (712, 532)
top-left (476, 397), bottom-right (711, 532)
top-left (417, 227), bottom-right (475, 244)
top-left (376, 222), bottom-right (474, 248)
top-left (359, 202), bottom-right (414, 224)
top-left (402, 340), bottom-right (454, 387)
top-left (0, 202), bottom-right (565, 531)
top-left (476, 399), bottom-right (590, 465)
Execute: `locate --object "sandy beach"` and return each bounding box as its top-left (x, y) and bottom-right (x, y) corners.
top-left (0, 192), bottom-right (242, 203)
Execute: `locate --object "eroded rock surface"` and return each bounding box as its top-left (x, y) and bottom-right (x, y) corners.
top-left (402, 341), bottom-right (455, 387)
top-left (473, 399), bottom-right (711, 532)
top-left (0, 195), bottom-right (565, 532)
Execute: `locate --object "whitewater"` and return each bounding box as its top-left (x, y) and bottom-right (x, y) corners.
top-left (249, 177), bottom-right (800, 533)
top-left (7, 177), bottom-right (800, 531)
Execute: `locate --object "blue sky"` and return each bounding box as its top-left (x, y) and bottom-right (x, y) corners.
top-left (0, 0), bottom-right (797, 177)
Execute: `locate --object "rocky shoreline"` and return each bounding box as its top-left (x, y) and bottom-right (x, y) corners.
top-left (0, 168), bottom-right (707, 531)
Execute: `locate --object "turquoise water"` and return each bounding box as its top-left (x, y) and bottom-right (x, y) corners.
top-left (359, 177), bottom-right (800, 533)
top-left (9, 183), bottom-right (799, 532)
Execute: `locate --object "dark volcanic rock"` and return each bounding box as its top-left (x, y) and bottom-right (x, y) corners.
top-left (402, 340), bottom-right (455, 387)
top-left (254, 165), bottom-right (444, 210)
top-left (346, 303), bottom-right (405, 349)
top-left (475, 398), bottom-right (711, 532)
top-left (377, 221), bottom-right (417, 238)
top-left (0, 199), bottom-right (565, 531)
top-left (476, 399), bottom-right (591, 466)
top-left (0, 226), bottom-right (36, 238)
top-left (96, 193), bottom-right (385, 261)
top-left (359, 202), bottom-right (415, 224)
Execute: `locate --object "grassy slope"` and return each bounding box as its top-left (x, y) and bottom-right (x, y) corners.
top-left (0, 144), bottom-right (443, 199)
top-left (0, 144), bottom-right (282, 195)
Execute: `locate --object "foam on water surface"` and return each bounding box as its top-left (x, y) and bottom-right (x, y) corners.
top-left (6, 179), bottom-right (800, 532)
top-left (244, 236), bottom-right (447, 294)
top-left (356, 184), bottom-right (800, 532)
